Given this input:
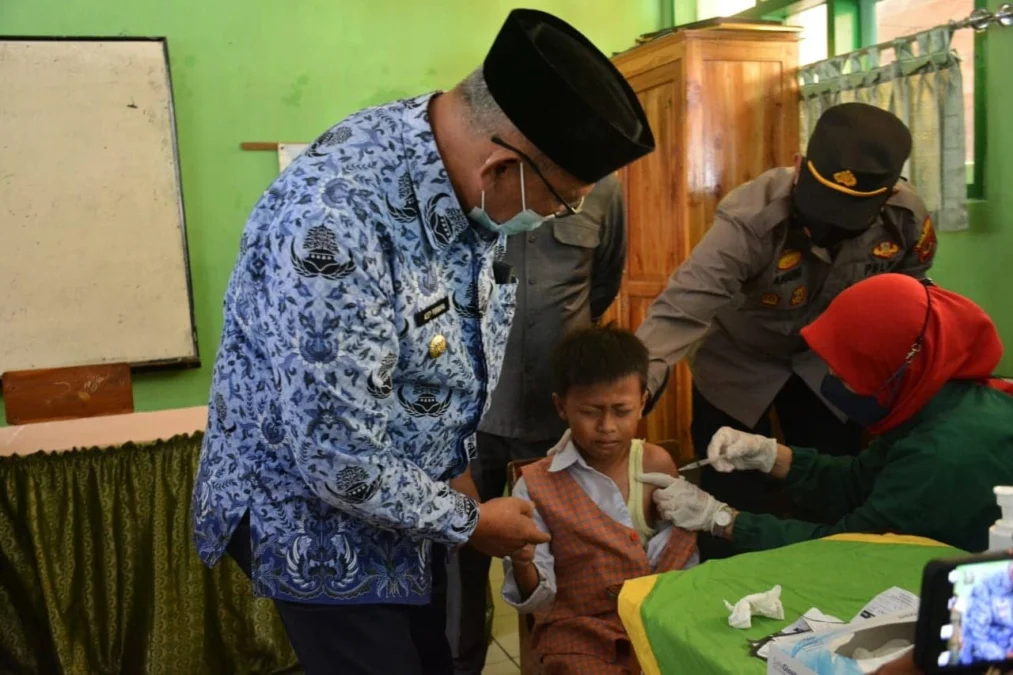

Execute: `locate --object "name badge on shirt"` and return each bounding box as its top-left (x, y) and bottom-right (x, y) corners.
top-left (414, 297), bottom-right (450, 327)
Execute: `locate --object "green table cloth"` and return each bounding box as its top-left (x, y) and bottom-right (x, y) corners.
top-left (0, 433), bottom-right (298, 675)
top-left (619, 534), bottom-right (961, 675)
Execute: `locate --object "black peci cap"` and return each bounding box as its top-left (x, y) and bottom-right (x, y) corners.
top-left (483, 9), bottom-right (655, 184)
top-left (795, 102), bottom-right (913, 231)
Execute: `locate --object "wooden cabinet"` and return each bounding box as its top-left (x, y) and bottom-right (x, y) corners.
top-left (603, 26), bottom-right (800, 463)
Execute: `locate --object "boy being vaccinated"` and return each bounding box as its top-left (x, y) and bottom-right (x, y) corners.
top-left (503, 325), bottom-right (698, 674)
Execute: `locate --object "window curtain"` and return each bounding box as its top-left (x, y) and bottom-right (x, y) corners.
top-left (0, 434), bottom-right (297, 675)
top-left (798, 26), bottom-right (968, 231)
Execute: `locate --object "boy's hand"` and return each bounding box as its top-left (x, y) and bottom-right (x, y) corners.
top-left (510, 544), bottom-right (537, 566)
top-left (469, 497), bottom-right (551, 558)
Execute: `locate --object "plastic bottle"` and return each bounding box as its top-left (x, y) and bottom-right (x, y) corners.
top-left (988, 486), bottom-right (1013, 551)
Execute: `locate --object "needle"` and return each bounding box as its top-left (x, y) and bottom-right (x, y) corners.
top-left (679, 457), bottom-right (714, 471)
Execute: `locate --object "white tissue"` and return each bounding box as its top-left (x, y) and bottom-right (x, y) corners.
top-left (852, 640), bottom-right (914, 673)
top-left (724, 585), bottom-right (785, 629)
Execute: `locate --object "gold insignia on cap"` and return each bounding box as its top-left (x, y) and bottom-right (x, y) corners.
top-left (833, 170), bottom-right (858, 187)
top-left (429, 334), bottom-right (447, 359)
top-left (807, 161), bottom-right (888, 197)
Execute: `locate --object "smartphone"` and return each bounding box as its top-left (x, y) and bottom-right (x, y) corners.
top-left (915, 550), bottom-right (1013, 673)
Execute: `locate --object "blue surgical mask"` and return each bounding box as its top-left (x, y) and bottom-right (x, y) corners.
top-left (818, 282), bottom-right (933, 429)
top-left (469, 163), bottom-right (551, 236)
top-left (820, 374), bottom-right (890, 427)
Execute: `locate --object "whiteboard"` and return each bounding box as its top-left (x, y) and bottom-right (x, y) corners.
top-left (0, 38), bottom-right (198, 374)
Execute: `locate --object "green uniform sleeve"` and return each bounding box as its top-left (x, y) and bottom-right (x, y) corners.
top-left (782, 443), bottom-right (888, 523)
top-left (732, 505), bottom-right (889, 552)
top-left (732, 433), bottom-right (950, 553)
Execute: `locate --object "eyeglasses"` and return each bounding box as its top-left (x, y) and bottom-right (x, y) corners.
top-left (491, 136), bottom-right (585, 218)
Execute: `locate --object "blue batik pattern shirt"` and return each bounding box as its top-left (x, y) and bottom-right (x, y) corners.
top-left (960, 567), bottom-right (1013, 664)
top-left (191, 93), bottom-right (516, 605)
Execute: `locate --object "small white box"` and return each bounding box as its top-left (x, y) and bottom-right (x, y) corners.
top-left (767, 610), bottom-right (918, 675)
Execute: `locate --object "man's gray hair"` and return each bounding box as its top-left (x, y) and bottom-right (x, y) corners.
top-left (459, 67), bottom-right (511, 136)
top-left (459, 67), bottom-right (551, 168)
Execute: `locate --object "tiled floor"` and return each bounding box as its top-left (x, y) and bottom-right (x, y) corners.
top-left (482, 562), bottom-right (521, 675)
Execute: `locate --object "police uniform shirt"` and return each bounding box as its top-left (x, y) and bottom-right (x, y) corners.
top-left (636, 167), bottom-right (938, 428)
top-left (479, 176), bottom-right (626, 442)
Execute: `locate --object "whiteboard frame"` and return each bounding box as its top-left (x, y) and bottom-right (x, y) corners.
top-left (0, 36), bottom-right (200, 374)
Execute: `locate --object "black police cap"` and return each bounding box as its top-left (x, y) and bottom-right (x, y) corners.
top-left (795, 102), bottom-right (913, 231)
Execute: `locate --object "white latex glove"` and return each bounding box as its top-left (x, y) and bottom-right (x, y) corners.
top-left (707, 426), bottom-right (778, 474)
top-left (638, 473), bottom-right (726, 532)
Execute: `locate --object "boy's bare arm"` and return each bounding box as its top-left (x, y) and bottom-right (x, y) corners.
top-left (641, 442), bottom-right (680, 523)
top-left (510, 545), bottom-right (541, 600)
top-left (642, 442), bottom-right (680, 475)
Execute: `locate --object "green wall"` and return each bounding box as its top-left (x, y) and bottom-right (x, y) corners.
top-left (0, 0), bottom-right (661, 423)
top-left (931, 0), bottom-right (1013, 376)
top-left (2, 0), bottom-right (1008, 426)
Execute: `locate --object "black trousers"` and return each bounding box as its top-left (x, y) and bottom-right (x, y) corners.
top-left (227, 515), bottom-right (453, 675)
top-left (447, 432), bottom-right (551, 675)
top-left (691, 374), bottom-right (863, 559)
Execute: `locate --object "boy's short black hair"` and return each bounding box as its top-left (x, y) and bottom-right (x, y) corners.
top-left (552, 323), bottom-right (649, 397)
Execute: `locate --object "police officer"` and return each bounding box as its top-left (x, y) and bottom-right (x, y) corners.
top-left (636, 103), bottom-right (937, 527)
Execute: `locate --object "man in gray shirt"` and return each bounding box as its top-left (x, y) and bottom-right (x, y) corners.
top-left (447, 175), bottom-right (626, 675)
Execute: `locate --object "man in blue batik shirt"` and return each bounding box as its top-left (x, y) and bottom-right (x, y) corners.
top-left (191, 9), bottom-right (655, 675)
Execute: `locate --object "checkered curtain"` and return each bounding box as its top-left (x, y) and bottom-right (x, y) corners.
top-left (798, 27), bottom-right (969, 231)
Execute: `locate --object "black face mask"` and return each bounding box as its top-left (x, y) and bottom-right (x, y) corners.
top-left (820, 374), bottom-right (890, 427)
top-left (792, 207), bottom-right (865, 249)
top-left (820, 280), bottom-right (934, 428)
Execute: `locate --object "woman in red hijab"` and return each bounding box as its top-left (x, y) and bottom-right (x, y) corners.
top-left (643, 274), bottom-right (1013, 553)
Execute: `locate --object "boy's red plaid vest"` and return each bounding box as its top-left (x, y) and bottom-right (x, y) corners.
top-left (521, 457), bottom-right (697, 667)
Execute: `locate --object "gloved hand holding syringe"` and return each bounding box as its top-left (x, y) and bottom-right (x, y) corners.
top-left (678, 427), bottom-right (780, 473)
top-left (639, 427), bottom-right (787, 534)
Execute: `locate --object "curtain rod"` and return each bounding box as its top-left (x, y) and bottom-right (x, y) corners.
top-left (950, 2), bottom-right (1013, 31)
top-left (850, 2), bottom-right (1013, 55)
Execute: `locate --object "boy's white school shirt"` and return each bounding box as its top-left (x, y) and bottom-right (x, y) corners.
top-left (502, 433), bottom-right (699, 613)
